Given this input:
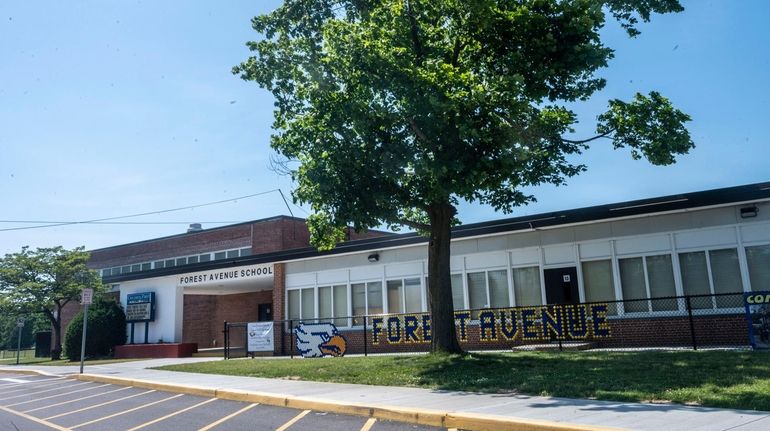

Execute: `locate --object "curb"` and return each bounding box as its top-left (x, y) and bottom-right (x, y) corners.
top-left (0, 367), bottom-right (62, 378)
top-left (73, 373), bottom-right (625, 431)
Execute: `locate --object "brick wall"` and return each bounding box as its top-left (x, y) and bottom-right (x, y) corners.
top-left (183, 290), bottom-right (273, 348)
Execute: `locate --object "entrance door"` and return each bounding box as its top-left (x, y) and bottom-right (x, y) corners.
top-left (258, 303), bottom-right (273, 322)
top-left (543, 267), bottom-right (580, 305)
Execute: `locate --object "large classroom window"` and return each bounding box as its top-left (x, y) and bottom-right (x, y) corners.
top-left (680, 248), bottom-right (743, 309)
top-left (466, 269), bottom-right (510, 310)
top-left (512, 266), bottom-right (542, 306)
top-left (287, 287), bottom-right (318, 322)
top-left (318, 284), bottom-right (348, 327)
top-left (581, 259), bottom-right (617, 314)
top-left (386, 278), bottom-right (423, 314)
top-left (746, 244), bottom-right (770, 292)
top-left (619, 254), bottom-right (677, 312)
top-left (351, 281), bottom-right (383, 325)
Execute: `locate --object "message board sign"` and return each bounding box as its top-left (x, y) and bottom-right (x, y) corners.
top-left (126, 292), bottom-right (155, 323)
top-left (247, 322), bottom-right (274, 352)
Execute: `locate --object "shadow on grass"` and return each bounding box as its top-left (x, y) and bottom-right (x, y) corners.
top-left (414, 350), bottom-right (770, 411)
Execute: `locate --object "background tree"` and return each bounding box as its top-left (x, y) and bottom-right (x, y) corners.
top-left (0, 247), bottom-right (104, 360)
top-left (235, 0), bottom-right (694, 353)
top-left (64, 296), bottom-right (126, 361)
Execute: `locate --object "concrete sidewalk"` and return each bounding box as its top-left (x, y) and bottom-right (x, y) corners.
top-left (2, 358), bottom-right (769, 431)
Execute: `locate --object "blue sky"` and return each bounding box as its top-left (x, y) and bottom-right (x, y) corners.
top-left (1, 0), bottom-right (768, 256)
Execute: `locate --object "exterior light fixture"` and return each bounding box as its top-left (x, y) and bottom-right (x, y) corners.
top-left (740, 205), bottom-right (759, 219)
top-left (367, 253), bottom-right (380, 263)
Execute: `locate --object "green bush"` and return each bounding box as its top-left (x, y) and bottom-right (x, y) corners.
top-left (64, 297), bottom-right (126, 361)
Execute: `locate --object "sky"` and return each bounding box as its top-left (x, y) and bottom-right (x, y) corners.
top-left (1, 0), bottom-right (768, 256)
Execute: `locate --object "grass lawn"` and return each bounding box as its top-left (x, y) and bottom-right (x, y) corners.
top-left (156, 350), bottom-right (770, 411)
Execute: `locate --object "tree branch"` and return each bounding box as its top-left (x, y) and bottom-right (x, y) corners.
top-left (397, 218), bottom-right (431, 231)
top-left (409, 118), bottom-right (429, 143)
top-left (561, 130), bottom-right (615, 145)
top-left (405, 0), bottom-right (424, 66)
top-left (451, 38), bottom-right (464, 66)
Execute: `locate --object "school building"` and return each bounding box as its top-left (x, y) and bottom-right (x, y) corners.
top-left (83, 181), bottom-right (770, 355)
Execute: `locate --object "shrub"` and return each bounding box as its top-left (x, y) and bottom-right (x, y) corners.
top-left (64, 296), bottom-right (126, 361)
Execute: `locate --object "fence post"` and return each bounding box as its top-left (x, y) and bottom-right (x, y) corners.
top-left (685, 296), bottom-right (698, 351)
top-left (223, 321), bottom-right (228, 360)
top-left (289, 320), bottom-right (294, 359)
top-left (363, 315), bottom-right (368, 357)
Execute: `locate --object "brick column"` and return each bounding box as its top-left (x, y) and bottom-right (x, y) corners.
top-left (272, 263), bottom-right (286, 355)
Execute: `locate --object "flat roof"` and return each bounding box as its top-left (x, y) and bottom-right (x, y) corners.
top-left (101, 180), bottom-right (770, 283)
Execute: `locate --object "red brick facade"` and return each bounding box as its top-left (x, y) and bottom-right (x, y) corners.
top-left (183, 290), bottom-right (273, 348)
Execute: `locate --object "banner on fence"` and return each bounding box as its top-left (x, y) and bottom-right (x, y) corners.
top-left (371, 303), bottom-right (611, 345)
top-left (247, 322), bottom-right (274, 352)
top-left (744, 291), bottom-right (770, 350)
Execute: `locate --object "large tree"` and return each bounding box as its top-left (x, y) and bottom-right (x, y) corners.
top-left (235, 0), bottom-right (694, 353)
top-left (0, 247), bottom-right (104, 359)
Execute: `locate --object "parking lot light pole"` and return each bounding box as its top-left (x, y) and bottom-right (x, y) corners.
top-left (16, 317), bottom-right (24, 365)
top-left (80, 288), bottom-right (93, 374)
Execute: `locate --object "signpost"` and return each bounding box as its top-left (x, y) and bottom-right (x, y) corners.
top-left (126, 292), bottom-right (155, 344)
top-left (80, 288), bottom-right (93, 374)
top-left (15, 317), bottom-right (24, 365)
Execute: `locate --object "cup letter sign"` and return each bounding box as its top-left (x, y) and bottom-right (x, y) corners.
top-left (81, 288), bottom-right (93, 305)
top-left (126, 292), bottom-right (155, 322)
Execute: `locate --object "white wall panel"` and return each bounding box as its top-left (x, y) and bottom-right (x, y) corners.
top-left (477, 236), bottom-right (508, 253)
top-left (286, 273), bottom-right (316, 288)
top-left (675, 228), bottom-right (736, 250)
top-left (450, 255), bottom-right (464, 272)
top-left (505, 231), bottom-right (541, 249)
top-left (465, 252), bottom-right (508, 269)
top-left (349, 265), bottom-right (383, 282)
top-left (316, 270), bottom-right (347, 285)
top-left (740, 222), bottom-right (770, 244)
top-left (510, 247), bottom-right (539, 266)
top-left (385, 262), bottom-right (422, 278)
top-left (579, 241), bottom-right (611, 259)
top-left (614, 235), bottom-right (670, 255)
top-left (543, 245), bottom-right (574, 265)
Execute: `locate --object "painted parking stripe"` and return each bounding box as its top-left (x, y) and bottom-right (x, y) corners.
top-left (126, 397), bottom-right (218, 431)
top-left (5, 383), bottom-right (112, 407)
top-left (23, 386), bottom-right (131, 413)
top-left (0, 404), bottom-right (73, 431)
top-left (69, 393), bottom-right (184, 429)
top-left (0, 377), bottom-right (66, 392)
top-left (0, 381), bottom-right (90, 402)
top-left (275, 409), bottom-right (311, 431)
top-left (0, 377), bottom-right (30, 384)
top-left (44, 390), bottom-right (156, 420)
top-left (360, 417), bottom-right (377, 431)
top-left (197, 403), bottom-right (259, 431)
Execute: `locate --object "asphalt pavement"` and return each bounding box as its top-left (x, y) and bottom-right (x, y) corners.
top-left (2, 357), bottom-right (770, 431)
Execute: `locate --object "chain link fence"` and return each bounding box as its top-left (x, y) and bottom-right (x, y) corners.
top-left (224, 292), bottom-right (754, 358)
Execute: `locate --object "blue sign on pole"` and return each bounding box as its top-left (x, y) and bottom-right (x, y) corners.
top-left (126, 292), bottom-right (155, 323)
top-left (743, 291), bottom-right (770, 350)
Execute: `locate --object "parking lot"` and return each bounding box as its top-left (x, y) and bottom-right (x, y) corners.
top-left (0, 373), bottom-right (446, 431)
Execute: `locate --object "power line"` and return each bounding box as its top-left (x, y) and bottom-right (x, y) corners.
top-left (0, 189), bottom-right (282, 232)
top-left (0, 221), bottom-right (247, 225)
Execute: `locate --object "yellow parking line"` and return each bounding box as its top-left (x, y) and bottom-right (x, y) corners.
top-left (44, 390), bottom-right (156, 420)
top-left (360, 417), bottom-right (377, 431)
top-left (0, 404), bottom-right (73, 431)
top-left (23, 386), bottom-right (131, 413)
top-left (127, 397), bottom-right (217, 431)
top-left (197, 403), bottom-right (258, 431)
top-left (5, 383), bottom-right (111, 407)
top-left (70, 393), bottom-right (184, 429)
top-left (0, 381), bottom-right (90, 402)
top-left (275, 409), bottom-right (311, 431)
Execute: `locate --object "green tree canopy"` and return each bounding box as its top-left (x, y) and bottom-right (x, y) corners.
top-left (0, 246), bottom-right (105, 359)
top-left (235, 0), bottom-right (694, 352)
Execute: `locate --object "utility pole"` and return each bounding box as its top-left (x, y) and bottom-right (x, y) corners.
top-left (15, 317), bottom-right (24, 365)
top-left (80, 288), bottom-right (93, 374)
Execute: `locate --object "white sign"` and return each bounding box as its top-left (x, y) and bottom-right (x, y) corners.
top-left (81, 288), bottom-right (94, 305)
top-left (178, 264), bottom-right (274, 287)
top-left (16, 317), bottom-right (24, 328)
top-left (247, 322), bottom-right (274, 352)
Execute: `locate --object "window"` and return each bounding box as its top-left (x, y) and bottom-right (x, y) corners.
top-left (121, 265), bottom-right (130, 274)
top-left (451, 274), bottom-right (464, 310)
top-left (746, 244), bottom-right (770, 292)
top-left (512, 266), bottom-right (542, 306)
top-left (131, 264), bottom-right (141, 272)
top-left (165, 259), bottom-right (175, 268)
top-left (582, 260), bottom-right (617, 314)
top-left (187, 256), bottom-right (199, 264)
top-left (386, 278), bottom-right (423, 314)
top-left (467, 272), bottom-right (487, 310)
top-left (154, 261), bottom-right (164, 269)
top-left (102, 269), bottom-right (111, 277)
top-left (199, 253), bottom-right (211, 262)
top-left (287, 287), bottom-right (316, 322)
top-left (619, 254), bottom-right (676, 312)
top-left (239, 248), bottom-right (252, 257)
top-left (351, 281), bottom-right (382, 325)
top-left (141, 263), bottom-right (151, 271)
top-left (680, 248), bottom-right (744, 309)
top-left (301, 288), bottom-right (314, 321)
top-left (287, 290), bottom-right (300, 320)
top-left (318, 284), bottom-right (349, 327)
top-left (176, 257), bottom-right (187, 266)
top-left (214, 252), bottom-right (226, 260)
top-left (227, 250), bottom-right (239, 259)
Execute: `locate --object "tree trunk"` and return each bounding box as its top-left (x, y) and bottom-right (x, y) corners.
top-left (427, 202), bottom-right (463, 354)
